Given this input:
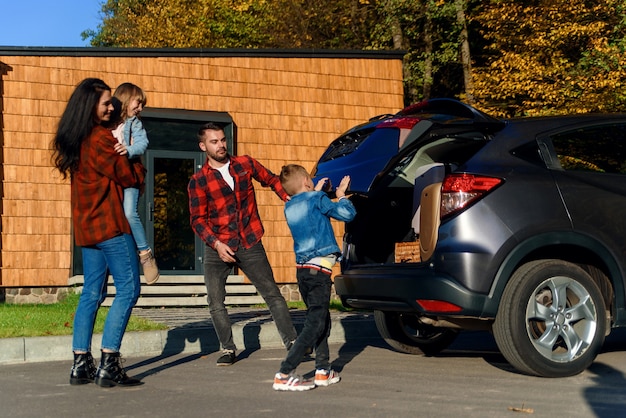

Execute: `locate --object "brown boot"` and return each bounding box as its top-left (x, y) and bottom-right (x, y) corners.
top-left (69, 352), bottom-right (97, 385)
top-left (94, 351), bottom-right (143, 387)
top-left (139, 249), bottom-right (160, 285)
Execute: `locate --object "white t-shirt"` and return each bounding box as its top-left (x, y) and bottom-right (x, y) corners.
top-left (217, 161), bottom-right (234, 190)
top-left (111, 122), bottom-right (125, 145)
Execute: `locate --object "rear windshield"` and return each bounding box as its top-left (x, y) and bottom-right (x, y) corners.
top-left (376, 131), bottom-right (490, 189)
top-left (317, 128), bottom-right (377, 163)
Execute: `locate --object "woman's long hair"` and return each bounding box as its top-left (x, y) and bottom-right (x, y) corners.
top-left (52, 78), bottom-right (111, 179)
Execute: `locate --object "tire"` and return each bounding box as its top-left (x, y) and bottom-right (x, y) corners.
top-left (493, 259), bottom-right (607, 377)
top-left (374, 310), bottom-right (458, 356)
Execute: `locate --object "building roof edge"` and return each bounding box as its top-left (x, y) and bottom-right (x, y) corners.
top-left (0, 46), bottom-right (406, 60)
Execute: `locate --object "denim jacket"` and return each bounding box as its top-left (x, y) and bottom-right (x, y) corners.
top-left (122, 116), bottom-right (149, 159)
top-left (284, 191), bottom-right (356, 264)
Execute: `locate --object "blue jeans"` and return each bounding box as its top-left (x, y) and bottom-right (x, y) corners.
top-left (280, 267), bottom-right (332, 374)
top-left (123, 187), bottom-right (149, 251)
top-left (72, 233), bottom-right (141, 353)
top-left (203, 241), bottom-right (297, 351)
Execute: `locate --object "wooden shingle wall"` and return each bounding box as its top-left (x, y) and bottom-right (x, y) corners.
top-left (0, 50), bottom-right (404, 287)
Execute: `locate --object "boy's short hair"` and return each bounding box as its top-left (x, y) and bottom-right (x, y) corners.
top-left (280, 164), bottom-right (309, 196)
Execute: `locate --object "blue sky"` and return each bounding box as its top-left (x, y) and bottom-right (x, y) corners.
top-left (0, 0), bottom-right (103, 47)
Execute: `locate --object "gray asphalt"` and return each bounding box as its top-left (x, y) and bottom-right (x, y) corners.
top-left (2, 330), bottom-right (626, 418)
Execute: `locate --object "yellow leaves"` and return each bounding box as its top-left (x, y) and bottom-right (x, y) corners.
top-left (89, 0), bottom-right (626, 116)
top-left (232, 0), bottom-right (254, 12)
top-left (559, 155), bottom-right (605, 173)
top-left (473, 0), bottom-right (626, 116)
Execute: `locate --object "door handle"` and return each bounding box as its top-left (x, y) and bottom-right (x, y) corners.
top-left (148, 202), bottom-right (154, 221)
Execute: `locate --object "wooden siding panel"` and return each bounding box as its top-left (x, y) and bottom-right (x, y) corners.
top-left (2, 269), bottom-right (71, 286)
top-left (2, 216), bottom-right (70, 235)
top-left (2, 196), bottom-right (70, 215)
top-left (3, 251), bottom-right (70, 269)
top-left (5, 165), bottom-right (59, 183)
top-left (4, 233), bottom-right (69, 252)
top-left (0, 52), bottom-right (403, 287)
top-left (2, 148), bottom-right (53, 165)
top-left (257, 205), bottom-right (284, 222)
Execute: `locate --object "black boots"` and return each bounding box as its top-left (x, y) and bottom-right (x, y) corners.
top-left (94, 351), bottom-right (143, 387)
top-left (70, 351), bottom-right (142, 387)
top-left (69, 352), bottom-right (98, 385)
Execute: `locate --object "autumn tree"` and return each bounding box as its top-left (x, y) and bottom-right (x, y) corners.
top-left (84, 0), bottom-right (275, 48)
top-left (84, 0), bottom-right (378, 49)
top-left (370, 1), bottom-right (474, 104)
top-left (455, 0), bottom-right (473, 103)
top-left (86, 0), bottom-right (480, 106)
top-left (472, 0), bottom-right (626, 117)
top-left (264, 0), bottom-right (377, 49)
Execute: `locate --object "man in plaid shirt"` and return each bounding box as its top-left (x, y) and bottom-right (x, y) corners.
top-left (188, 122), bottom-right (297, 366)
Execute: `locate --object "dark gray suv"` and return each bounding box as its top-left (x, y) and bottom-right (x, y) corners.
top-left (312, 99), bottom-right (626, 377)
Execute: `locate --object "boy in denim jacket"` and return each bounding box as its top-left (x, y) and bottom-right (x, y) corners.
top-left (272, 164), bottom-right (356, 391)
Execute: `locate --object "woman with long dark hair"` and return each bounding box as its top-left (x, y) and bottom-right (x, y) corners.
top-left (53, 78), bottom-right (144, 388)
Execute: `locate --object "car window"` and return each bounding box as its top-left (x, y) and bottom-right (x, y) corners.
top-left (551, 123), bottom-right (626, 174)
top-left (382, 133), bottom-right (488, 189)
top-left (317, 128), bottom-right (376, 162)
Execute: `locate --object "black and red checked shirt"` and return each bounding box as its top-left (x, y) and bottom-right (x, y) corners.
top-left (71, 125), bottom-right (143, 246)
top-left (188, 155), bottom-right (288, 250)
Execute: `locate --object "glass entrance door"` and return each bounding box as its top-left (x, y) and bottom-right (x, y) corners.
top-left (144, 150), bottom-right (205, 274)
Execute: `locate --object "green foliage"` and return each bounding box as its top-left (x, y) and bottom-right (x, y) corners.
top-left (0, 292), bottom-right (167, 338)
top-left (83, 0), bottom-right (626, 115)
top-left (85, 0), bottom-right (274, 48)
top-left (263, 0), bottom-right (377, 49)
top-left (473, 0), bottom-right (626, 116)
top-left (84, 0), bottom-right (472, 105)
top-left (369, 0), bottom-right (467, 103)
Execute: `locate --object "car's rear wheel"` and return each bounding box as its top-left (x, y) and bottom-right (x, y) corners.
top-left (374, 310), bottom-right (458, 355)
top-left (493, 259), bottom-right (607, 377)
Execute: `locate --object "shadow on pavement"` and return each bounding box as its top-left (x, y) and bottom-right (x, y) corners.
top-left (126, 321), bottom-right (220, 379)
top-left (437, 327), bottom-right (626, 379)
top-left (584, 362), bottom-right (626, 417)
top-left (125, 309), bottom-right (311, 377)
top-left (585, 327), bottom-right (626, 417)
top-left (126, 309), bottom-right (385, 379)
top-left (126, 311), bottom-right (276, 377)
top-left (330, 315), bottom-right (386, 375)
top-left (438, 330), bottom-right (518, 374)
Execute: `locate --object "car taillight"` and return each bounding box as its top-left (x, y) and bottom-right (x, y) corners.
top-left (416, 299), bottom-right (463, 313)
top-left (440, 174), bottom-right (502, 218)
top-left (376, 117), bottom-right (420, 130)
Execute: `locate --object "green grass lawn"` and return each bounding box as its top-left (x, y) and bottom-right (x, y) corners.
top-left (0, 293), bottom-right (351, 339)
top-left (284, 300), bottom-right (351, 312)
top-left (0, 292), bottom-right (168, 339)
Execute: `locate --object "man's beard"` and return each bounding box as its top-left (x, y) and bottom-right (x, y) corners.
top-left (208, 149), bottom-right (230, 163)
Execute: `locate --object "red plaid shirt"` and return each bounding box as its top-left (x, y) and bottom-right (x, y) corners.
top-left (71, 125), bottom-right (144, 246)
top-left (188, 155), bottom-right (288, 250)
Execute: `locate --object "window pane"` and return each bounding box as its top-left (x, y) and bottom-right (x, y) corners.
top-left (552, 124), bottom-right (626, 174)
top-left (153, 157), bottom-right (196, 271)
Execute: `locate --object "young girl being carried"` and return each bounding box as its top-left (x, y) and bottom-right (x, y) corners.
top-left (111, 82), bottom-right (159, 284)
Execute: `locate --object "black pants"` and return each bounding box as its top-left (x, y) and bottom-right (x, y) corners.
top-left (279, 267), bottom-right (332, 374)
top-left (204, 241), bottom-right (296, 351)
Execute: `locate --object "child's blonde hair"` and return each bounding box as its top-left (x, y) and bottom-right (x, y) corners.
top-left (279, 164), bottom-right (310, 196)
top-left (113, 82), bottom-right (147, 122)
